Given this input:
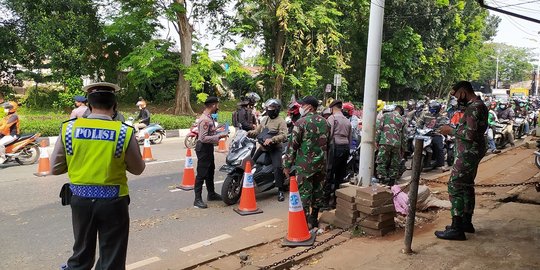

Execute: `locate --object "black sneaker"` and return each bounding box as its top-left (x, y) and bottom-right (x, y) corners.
top-left (207, 192), bottom-right (222, 201)
top-left (277, 191), bottom-right (285, 202)
top-left (194, 198), bottom-right (208, 209)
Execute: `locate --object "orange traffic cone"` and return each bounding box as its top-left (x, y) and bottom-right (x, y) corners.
top-left (142, 132), bottom-right (156, 162)
top-left (234, 161), bottom-right (263, 216)
top-left (282, 176), bottom-right (316, 247)
top-left (177, 148), bottom-right (195, 191)
top-left (34, 140), bottom-right (51, 177)
top-left (217, 138), bottom-right (228, 153)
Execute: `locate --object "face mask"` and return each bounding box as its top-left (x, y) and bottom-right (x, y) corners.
top-left (299, 107), bottom-right (306, 116)
top-left (214, 108), bottom-right (220, 114)
top-left (211, 113), bottom-right (218, 121)
top-left (267, 109), bottom-right (279, 119)
top-left (4, 109), bottom-right (9, 113)
top-left (499, 105), bottom-right (507, 110)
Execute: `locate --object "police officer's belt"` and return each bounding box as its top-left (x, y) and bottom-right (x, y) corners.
top-left (70, 184), bottom-right (120, 199)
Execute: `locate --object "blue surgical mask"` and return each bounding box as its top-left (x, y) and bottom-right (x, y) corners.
top-left (211, 113), bottom-right (218, 121)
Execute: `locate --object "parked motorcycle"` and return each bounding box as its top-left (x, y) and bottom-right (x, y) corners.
top-left (126, 117), bottom-right (166, 144)
top-left (412, 128), bottom-right (436, 171)
top-left (219, 130), bottom-right (288, 205)
top-left (184, 120), bottom-right (226, 149)
top-left (345, 144), bottom-right (360, 183)
top-left (4, 133), bottom-right (41, 165)
top-left (494, 120), bottom-right (511, 149)
top-left (534, 140), bottom-right (540, 170)
top-left (513, 116), bottom-right (526, 139)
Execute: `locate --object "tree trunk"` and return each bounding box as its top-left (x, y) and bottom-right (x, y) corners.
top-left (273, 25), bottom-right (286, 99)
top-left (173, 0), bottom-right (194, 115)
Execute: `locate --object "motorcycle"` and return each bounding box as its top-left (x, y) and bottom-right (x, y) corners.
top-left (494, 120), bottom-right (512, 149)
top-left (184, 120), bottom-right (226, 149)
top-left (126, 117), bottom-right (166, 144)
top-left (345, 143), bottom-right (361, 183)
top-left (3, 133), bottom-right (41, 165)
top-left (513, 116), bottom-right (526, 139)
top-left (445, 135), bottom-right (455, 166)
top-left (219, 130), bottom-right (287, 205)
top-left (412, 128), bottom-right (436, 171)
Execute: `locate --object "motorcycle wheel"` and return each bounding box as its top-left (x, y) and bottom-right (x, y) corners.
top-left (151, 132), bottom-right (164, 144)
top-left (535, 155), bottom-right (540, 170)
top-left (184, 135), bottom-right (197, 149)
top-left (15, 144), bottom-right (40, 165)
top-left (221, 174), bottom-right (242, 205)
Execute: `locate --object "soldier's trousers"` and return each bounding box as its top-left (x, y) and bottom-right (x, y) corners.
top-left (375, 145), bottom-right (401, 184)
top-left (298, 172), bottom-right (325, 215)
top-left (448, 153), bottom-right (482, 217)
top-left (324, 144), bottom-right (350, 200)
top-left (195, 142), bottom-right (216, 196)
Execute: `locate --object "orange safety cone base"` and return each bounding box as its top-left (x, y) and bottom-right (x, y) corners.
top-left (176, 185), bottom-right (194, 191)
top-left (143, 158), bottom-right (156, 162)
top-left (282, 231), bottom-right (316, 247)
top-left (33, 172), bottom-right (50, 177)
top-left (234, 207), bottom-right (263, 216)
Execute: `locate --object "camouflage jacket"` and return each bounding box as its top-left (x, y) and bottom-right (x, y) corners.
top-left (417, 112), bottom-right (449, 129)
top-left (376, 111), bottom-right (407, 149)
top-left (452, 98), bottom-right (488, 157)
top-left (283, 112), bottom-right (330, 178)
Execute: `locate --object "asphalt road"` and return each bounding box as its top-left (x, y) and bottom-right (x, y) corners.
top-left (0, 137), bottom-right (290, 270)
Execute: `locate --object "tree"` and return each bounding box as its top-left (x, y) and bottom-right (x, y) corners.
top-left (476, 43), bottom-right (534, 87)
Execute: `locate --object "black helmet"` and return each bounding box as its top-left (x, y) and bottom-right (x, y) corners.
top-left (428, 100), bottom-right (441, 115)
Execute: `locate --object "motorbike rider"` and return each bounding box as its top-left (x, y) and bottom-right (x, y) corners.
top-left (134, 100), bottom-right (151, 133)
top-left (417, 100), bottom-right (450, 171)
top-left (447, 97), bottom-right (459, 121)
top-left (405, 99), bottom-right (416, 123)
top-left (70, 96), bottom-right (88, 119)
top-left (375, 105), bottom-right (407, 186)
top-left (286, 101), bottom-right (302, 134)
top-left (247, 99), bottom-right (288, 202)
top-left (515, 99), bottom-right (530, 135)
top-left (496, 100), bottom-right (515, 147)
top-left (233, 98), bottom-right (255, 131)
top-left (487, 101), bottom-right (501, 154)
top-left (376, 100), bottom-right (386, 121)
top-left (0, 101), bottom-right (20, 164)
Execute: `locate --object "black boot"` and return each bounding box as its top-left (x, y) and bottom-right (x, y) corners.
top-left (435, 216), bottom-right (466, 241)
top-left (308, 208), bottom-right (320, 229)
top-left (207, 192), bottom-right (222, 201)
top-left (462, 213), bottom-right (476, 233)
top-left (277, 191), bottom-right (285, 202)
top-left (194, 194), bottom-right (208, 209)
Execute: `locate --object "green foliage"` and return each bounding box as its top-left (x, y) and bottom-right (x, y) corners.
top-left (22, 86), bottom-right (62, 110)
top-left (184, 49), bottom-right (224, 91)
top-left (53, 77), bottom-right (85, 110)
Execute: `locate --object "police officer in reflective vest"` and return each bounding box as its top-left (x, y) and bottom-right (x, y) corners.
top-left (51, 82), bottom-right (146, 270)
top-left (194, 96), bottom-right (228, 209)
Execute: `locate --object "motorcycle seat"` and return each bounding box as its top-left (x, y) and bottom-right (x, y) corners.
top-left (5, 134), bottom-right (35, 146)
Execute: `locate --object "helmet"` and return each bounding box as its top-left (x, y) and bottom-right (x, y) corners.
top-left (407, 99), bottom-right (416, 110)
top-left (499, 102), bottom-right (507, 110)
top-left (449, 96), bottom-right (458, 108)
top-left (382, 104), bottom-right (396, 113)
top-left (428, 100), bottom-right (441, 115)
top-left (342, 102), bottom-right (355, 116)
top-left (288, 101), bottom-right (301, 116)
top-left (3, 101), bottom-right (18, 113)
top-left (245, 92), bottom-right (261, 105)
top-left (136, 101), bottom-right (147, 108)
top-left (264, 99), bottom-right (282, 111)
top-left (376, 100), bottom-right (386, 112)
top-left (322, 107), bottom-right (332, 118)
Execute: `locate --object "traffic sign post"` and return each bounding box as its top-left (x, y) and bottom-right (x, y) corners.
top-left (333, 74), bottom-right (342, 99)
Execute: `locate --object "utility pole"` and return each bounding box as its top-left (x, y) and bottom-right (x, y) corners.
top-left (536, 31), bottom-right (540, 96)
top-left (358, 0), bottom-right (385, 187)
top-left (495, 54), bottom-right (499, 89)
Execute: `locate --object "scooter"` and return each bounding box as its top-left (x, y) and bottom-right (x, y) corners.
top-left (3, 133), bottom-right (41, 165)
top-left (513, 116), bottom-right (526, 139)
top-left (412, 128), bottom-right (435, 171)
top-left (219, 130), bottom-right (288, 205)
top-left (126, 117), bottom-right (166, 144)
top-left (184, 120), bottom-right (226, 149)
top-left (345, 143), bottom-right (360, 184)
top-left (494, 120), bottom-right (512, 149)
top-left (534, 140), bottom-right (540, 170)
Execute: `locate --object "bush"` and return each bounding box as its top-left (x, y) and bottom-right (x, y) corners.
top-left (152, 114), bottom-right (195, 129)
top-left (20, 115), bottom-right (64, 137)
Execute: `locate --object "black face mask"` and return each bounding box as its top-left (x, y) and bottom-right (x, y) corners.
top-left (267, 109), bottom-right (279, 119)
top-left (214, 108), bottom-right (219, 114)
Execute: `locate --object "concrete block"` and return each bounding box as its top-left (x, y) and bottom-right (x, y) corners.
top-left (336, 197), bottom-right (356, 210)
top-left (355, 197), bottom-right (389, 207)
top-left (336, 186), bottom-right (359, 202)
top-left (358, 212), bottom-right (395, 222)
top-left (333, 217), bottom-right (355, 229)
top-left (335, 207), bottom-right (359, 220)
top-left (356, 204), bottom-right (395, 215)
top-left (359, 218), bottom-right (395, 230)
top-left (356, 186), bottom-right (393, 201)
top-left (319, 210), bottom-right (336, 224)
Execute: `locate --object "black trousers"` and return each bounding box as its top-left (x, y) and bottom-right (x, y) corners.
top-left (195, 142), bottom-right (216, 196)
top-left (67, 195), bottom-right (130, 270)
top-left (432, 135), bottom-right (445, 167)
top-left (252, 146), bottom-right (284, 190)
top-left (324, 144), bottom-right (350, 199)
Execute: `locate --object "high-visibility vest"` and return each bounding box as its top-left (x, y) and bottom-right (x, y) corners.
top-left (61, 118), bottom-right (134, 197)
top-left (0, 113), bottom-right (20, 136)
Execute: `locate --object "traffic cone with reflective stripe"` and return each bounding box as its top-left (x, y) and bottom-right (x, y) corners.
top-left (177, 148), bottom-right (195, 191)
top-left (282, 176), bottom-right (316, 247)
top-left (34, 140), bottom-right (51, 177)
top-left (142, 132), bottom-right (156, 162)
top-left (234, 161), bottom-right (263, 216)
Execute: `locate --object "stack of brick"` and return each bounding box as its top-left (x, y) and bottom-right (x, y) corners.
top-left (355, 186), bottom-right (396, 236)
top-left (333, 187), bottom-right (359, 229)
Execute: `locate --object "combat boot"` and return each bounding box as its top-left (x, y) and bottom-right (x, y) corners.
top-left (194, 194), bottom-right (208, 209)
top-left (462, 213), bottom-right (476, 233)
top-left (435, 216), bottom-right (466, 241)
top-left (207, 192), bottom-right (222, 201)
top-left (277, 191), bottom-right (285, 202)
top-left (308, 208), bottom-right (320, 229)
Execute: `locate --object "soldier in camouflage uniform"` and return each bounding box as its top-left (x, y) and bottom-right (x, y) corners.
top-left (436, 81), bottom-right (488, 241)
top-left (283, 96), bottom-right (329, 229)
top-left (375, 105), bottom-right (407, 186)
